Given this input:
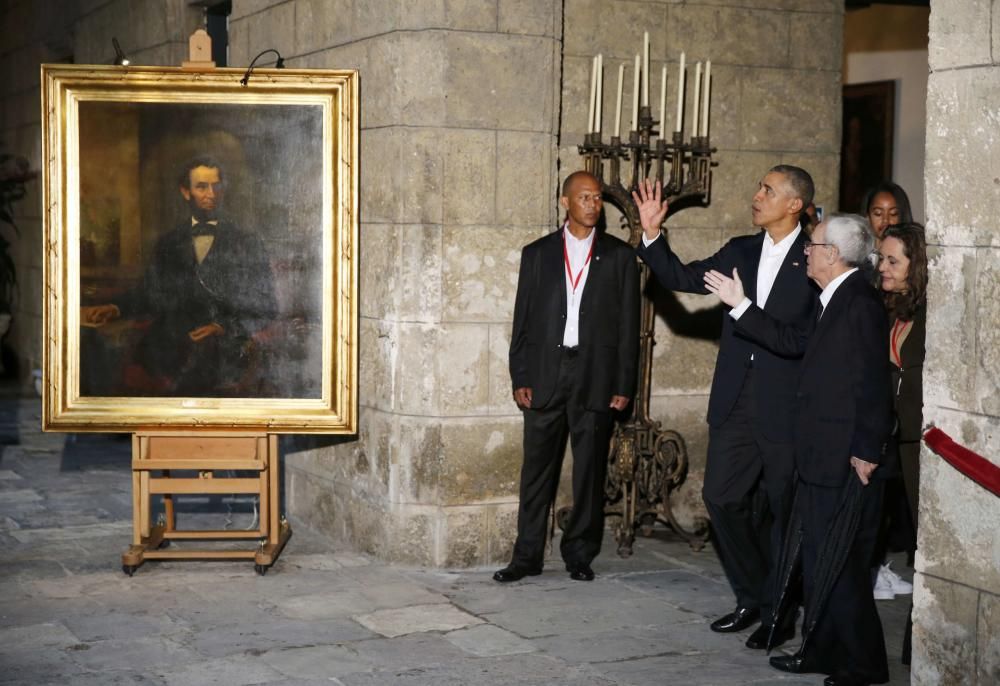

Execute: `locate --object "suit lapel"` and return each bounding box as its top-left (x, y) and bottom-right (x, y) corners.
top-left (764, 230), bottom-right (809, 314)
top-left (741, 231), bottom-right (765, 305)
top-left (802, 271), bottom-right (858, 367)
top-left (547, 228), bottom-right (568, 316)
top-left (578, 230), bottom-right (604, 309)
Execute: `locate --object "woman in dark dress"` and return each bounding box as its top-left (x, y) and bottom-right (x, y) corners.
top-left (878, 223), bottom-right (927, 532)
top-left (877, 222), bottom-right (928, 665)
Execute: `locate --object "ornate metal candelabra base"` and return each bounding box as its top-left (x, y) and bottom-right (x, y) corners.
top-left (601, 263), bottom-right (710, 557)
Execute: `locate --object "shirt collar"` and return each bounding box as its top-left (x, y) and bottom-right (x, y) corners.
top-left (819, 267), bottom-right (858, 309)
top-left (763, 224), bottom-right (801, 255)
top-left (562, 220), bottom-right (596, 246)
top-left (191, 217), bottom-right (219, 226)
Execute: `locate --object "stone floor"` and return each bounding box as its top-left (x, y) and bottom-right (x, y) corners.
top-left (0, 396), bottom-right (912, 685)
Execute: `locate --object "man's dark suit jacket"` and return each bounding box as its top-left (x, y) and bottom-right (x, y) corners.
top-left (734, 270), bottom-right (892, 486)
top-left (509, 228), bottom-right (639, 410)
top-left (637, 231), bottom-right (817, 441)
top-left (122, 219), bottom-right (278, 394)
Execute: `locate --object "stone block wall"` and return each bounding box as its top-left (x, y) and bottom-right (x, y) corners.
top-left (915, 0), bottom-right (1000, 682)
top-left (225, 0), bottom-right (563, 565)
top-left (561, 0), bottom-right (844, 530)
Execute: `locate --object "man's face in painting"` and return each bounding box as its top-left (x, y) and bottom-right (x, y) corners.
top-left (180, 165), bottom-right (223, 221)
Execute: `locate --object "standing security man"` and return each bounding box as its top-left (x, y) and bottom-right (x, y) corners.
top-left (495, 171), bottom-right (639, 583)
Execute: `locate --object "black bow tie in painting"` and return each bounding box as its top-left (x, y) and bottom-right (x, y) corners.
top-left (191, 222), bottom-right (216, 237)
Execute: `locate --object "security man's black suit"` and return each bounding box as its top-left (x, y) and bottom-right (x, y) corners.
top-left (508, 227), bottom-right (639, 569)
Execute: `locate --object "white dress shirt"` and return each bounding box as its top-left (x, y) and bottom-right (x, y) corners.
top-left (191, 217), bottom-right (219, 265)
top-left (563, 225), bottom-right (595, 347)
top-left (818, 267), bottom-right (858, 314)
top-left (729, 225), bottom-right (802, 320)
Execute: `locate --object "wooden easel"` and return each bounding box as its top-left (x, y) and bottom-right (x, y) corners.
top-left (121, 432), bottom-right (291, 575)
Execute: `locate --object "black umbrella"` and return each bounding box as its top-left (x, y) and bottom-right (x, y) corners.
top-left (766, 480), bottom-right (803, 652)
top-left (767, 475), bottom-right (866, 654)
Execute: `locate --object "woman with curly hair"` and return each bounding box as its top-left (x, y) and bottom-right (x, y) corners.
top-left (877, 222), bottom-right (927, 664)
top-left (880, 223), bottom-right (927, 510)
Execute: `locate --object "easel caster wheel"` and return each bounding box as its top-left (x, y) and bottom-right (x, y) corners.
top-left (157, 539), bottom-right (170, 549)
top-left (254, 564), bottom-right (268, 576)
top-left (122, 565), bottom-right (137, 577)
top-left (640, 514), bottom-right (656, 537)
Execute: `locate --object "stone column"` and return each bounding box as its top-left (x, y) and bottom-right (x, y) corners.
top-left (915, 0), bottom-right (1000, 682)
top-left (229, 1), bottom-right (564, 565)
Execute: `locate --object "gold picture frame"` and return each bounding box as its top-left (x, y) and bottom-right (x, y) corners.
top-left (41, 64), bottom-right (358, 433)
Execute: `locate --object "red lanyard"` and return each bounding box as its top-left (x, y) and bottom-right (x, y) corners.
top-left (563, 231), bottom-right (595, 295)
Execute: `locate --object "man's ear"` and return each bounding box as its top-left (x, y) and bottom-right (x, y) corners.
top-left (559, 196), bottom-right (569, 211)
top-left (788, 196), bottom-right (803, 217)
top-left (180, 186), bottom-right (191, 201)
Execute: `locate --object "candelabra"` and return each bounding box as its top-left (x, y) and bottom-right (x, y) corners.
top-left (576, 104), bottom-right (713, 556)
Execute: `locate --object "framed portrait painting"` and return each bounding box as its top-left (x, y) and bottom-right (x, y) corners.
top-left (41, 64), bottom-right (358, 433)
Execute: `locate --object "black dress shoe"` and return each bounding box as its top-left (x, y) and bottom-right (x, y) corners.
top-left (710, 606), bottom-right (760, 633)
top-left (769, 653), bottom-right (822, 675)
top-left (567, 562), bottom-right (595, 581)
top-left (745, 621), bottom-right (794, 649)
top-left (492, 564), bottom-right (541, 583)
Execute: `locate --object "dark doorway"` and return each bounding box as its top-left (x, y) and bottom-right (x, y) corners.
top-left (840, 80), bottom-right (895, 214)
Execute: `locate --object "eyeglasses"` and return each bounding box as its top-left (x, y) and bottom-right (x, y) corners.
top-left (804, 241), bottom-right (834, 251)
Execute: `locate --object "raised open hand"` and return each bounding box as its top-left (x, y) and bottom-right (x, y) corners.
top-left (630, 178), bottom-right (669, 240)
top-left (703, 268), bottom-right (746, 308)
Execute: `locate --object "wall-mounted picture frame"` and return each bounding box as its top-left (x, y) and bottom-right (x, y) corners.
top-left (41, 64), bottom-right (358, 433)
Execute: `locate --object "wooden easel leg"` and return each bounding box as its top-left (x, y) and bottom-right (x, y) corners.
top-left (268, 434), bottom-right (279, 545)
top-left (253, 434), bottom-right (291, 575)
top-left (123, 434), bottom-right (147, 574)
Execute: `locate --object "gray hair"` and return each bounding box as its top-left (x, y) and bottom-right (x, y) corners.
top-left (823, 213), bottom-right (875, 268)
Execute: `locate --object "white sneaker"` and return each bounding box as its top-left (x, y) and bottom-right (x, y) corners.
top-left (880, 562), bottom-right (913, 595)
top-left (873, 567), bottom-right (895, 600)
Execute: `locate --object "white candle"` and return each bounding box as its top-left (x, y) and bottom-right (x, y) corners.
top-left (596, 54), bottom-right (603, 134)
top-left (588, 55), bottom-right (598, 133)
top-left (631, 54), bottom-right (640, 132)
top-left (675, 52), bottom-right (685, 133)
top-left (642, 31), bottom-right (650, 107)
top-left (614, 62), bottom-right (624, 137)
top-left (701, 60), bottom-right (711, 138)
top-left (692, 61), bottom-right (702, 138)
top-left (658, 66), bottom-right (667, 141)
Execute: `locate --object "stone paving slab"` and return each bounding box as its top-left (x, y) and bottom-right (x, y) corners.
top-left (443, 623), bottom-right (537, 657)
top-left (355, 602), bottom-right (485, 638)
top-left (0, 395), bottom-right (910, 686)
top-left (160, 656), bottom-right (287, 686)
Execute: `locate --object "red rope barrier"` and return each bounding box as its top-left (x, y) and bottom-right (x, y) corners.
top-left (923, 427), bottom-right (1000, 498)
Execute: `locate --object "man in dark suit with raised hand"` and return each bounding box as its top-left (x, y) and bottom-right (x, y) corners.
top-left (705, 214), bottom-right (891, 686)
top-left (632, 166), bottom-right (818, 648)
top-left (494, 170), bottom-right (639, 583)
